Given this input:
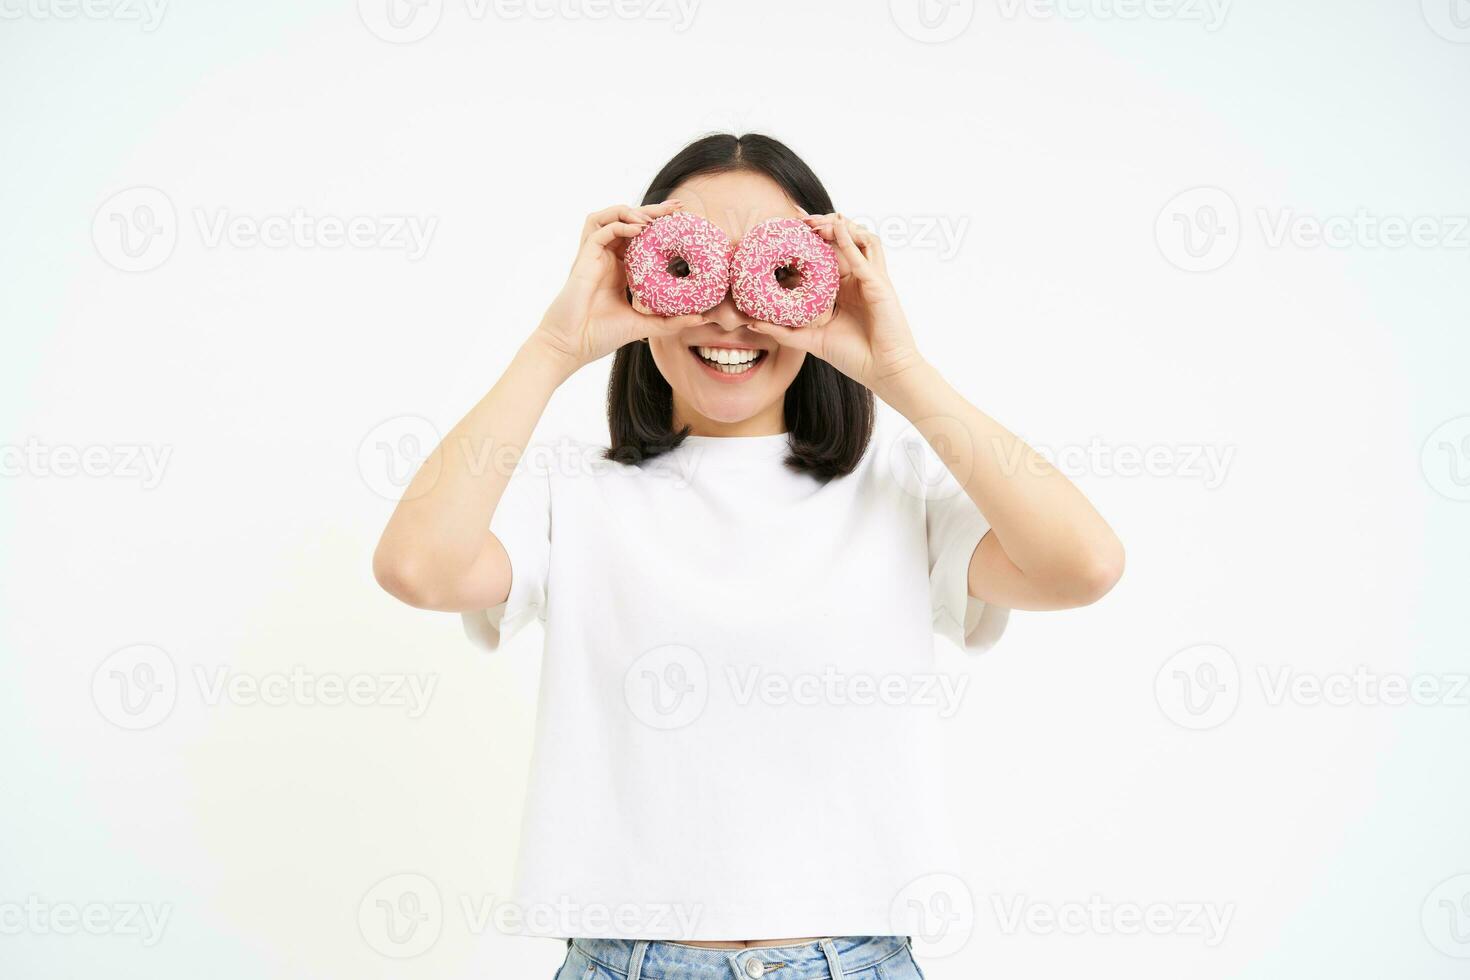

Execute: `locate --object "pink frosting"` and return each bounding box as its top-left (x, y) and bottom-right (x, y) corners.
top-left (730, 217), bottom-right (840, 327)
top-left (624, 212), bottom-right (733, 316)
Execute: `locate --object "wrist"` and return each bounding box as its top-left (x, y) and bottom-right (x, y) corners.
top-left (518, 331), bottom-right (582, 386)
top-left (871, 355), bottom-right (942, 413)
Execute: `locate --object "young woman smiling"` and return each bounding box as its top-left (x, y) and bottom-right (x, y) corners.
top-left (373, 134), bottom-right (1124, 980)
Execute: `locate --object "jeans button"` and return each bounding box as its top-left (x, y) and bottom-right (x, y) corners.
top-left (744, 959), bottom-right (765, 979)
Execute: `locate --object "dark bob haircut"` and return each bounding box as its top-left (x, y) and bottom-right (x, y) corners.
top-left (604, 133), bottom-right (874, 481)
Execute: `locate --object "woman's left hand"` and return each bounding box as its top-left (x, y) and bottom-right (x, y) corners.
top-left (750, 212), bottom-right (927, 395)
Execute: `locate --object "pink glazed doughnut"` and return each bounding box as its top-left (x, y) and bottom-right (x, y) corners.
top-left (730, 217), bottom-right (840, 327)
top-left (623, 212), bottom-right (733, 316)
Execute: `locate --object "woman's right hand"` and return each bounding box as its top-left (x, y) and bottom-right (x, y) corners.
top-left (531, 200), bottom-right (705, 372)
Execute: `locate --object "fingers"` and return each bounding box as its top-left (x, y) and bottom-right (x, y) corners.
top-left (630, 311), bottom-right (709, 343)
top-left (657, 312), bottom-right (708, 333)
top-left (801, 212), bottom-right (886, 277)
top-left (568, 220), bottom-right (644, 282)
top-left (586, 220), bottom-right (647, 249)
top-left (580, 200), bottom-right (685, 244)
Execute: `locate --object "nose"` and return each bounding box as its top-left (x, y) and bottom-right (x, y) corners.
top-left (701, 295), bottom-right (753, 333)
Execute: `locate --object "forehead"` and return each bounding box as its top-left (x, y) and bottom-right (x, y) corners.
top-left (668, 170), bottom-right (803, 243)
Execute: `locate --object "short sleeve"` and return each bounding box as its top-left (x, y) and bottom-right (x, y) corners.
top-left (460, 454), bottom-right (551, 652)
top-left (919, 442), bottom-right (1009, 654)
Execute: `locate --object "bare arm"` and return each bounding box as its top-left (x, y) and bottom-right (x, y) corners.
top-left (760, 212), bottom-right (1124, 612)
top-left (371, 339), bottom-right (573, 611)
top-left (372, 200), bottom-right (701, 611)
top-left (879, 362), bottom-right (1124, 611)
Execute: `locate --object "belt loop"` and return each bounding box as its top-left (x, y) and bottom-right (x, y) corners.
top-left (819, 938), bottom-right (845, 979)
top-left (627, 939), bottom-right (651, 980)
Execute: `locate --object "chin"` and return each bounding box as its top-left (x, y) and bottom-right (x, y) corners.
top-left (686, 387), bottom-right (775, 425)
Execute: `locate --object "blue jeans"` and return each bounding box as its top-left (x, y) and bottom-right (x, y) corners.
top-left (554, 936), bottom-right (926, 979)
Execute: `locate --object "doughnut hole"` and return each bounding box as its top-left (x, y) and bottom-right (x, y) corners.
top-left (773, 260), bottom-right (804, 290)
top-left (666, 255), bottom-right (692, 278)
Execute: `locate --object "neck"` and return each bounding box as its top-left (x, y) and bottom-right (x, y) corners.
top-left (673, 399), bottom-right (787, 438)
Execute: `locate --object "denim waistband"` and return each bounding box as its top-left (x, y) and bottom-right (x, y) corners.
top-left (571, 936), bottom-right (911, 980)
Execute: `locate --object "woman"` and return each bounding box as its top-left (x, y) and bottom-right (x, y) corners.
top-left (373, 133), bottom-right (1123, 979)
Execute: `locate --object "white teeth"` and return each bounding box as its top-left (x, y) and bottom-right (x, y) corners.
top-left (698, 346), bottom-right (758, 363)
top-left (695, 346), bottom-right (762, 372)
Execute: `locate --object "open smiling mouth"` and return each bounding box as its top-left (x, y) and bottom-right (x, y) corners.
top-left (688, 345), bottom-right (769, 378)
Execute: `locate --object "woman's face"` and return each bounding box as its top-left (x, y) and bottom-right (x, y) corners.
top-left (642, 170), bottom-right (808, 435)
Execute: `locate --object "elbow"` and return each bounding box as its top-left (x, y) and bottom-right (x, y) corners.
top-left (373, 545), bottom-right (441, 609)
top-left (1079, 539), bottom-right (1126, 605)
top-left (1059, 537), bottom-right (1125, 608)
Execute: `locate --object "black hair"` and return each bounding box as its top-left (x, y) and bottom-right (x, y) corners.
top-left (604, 133), bottom-right (874, 481)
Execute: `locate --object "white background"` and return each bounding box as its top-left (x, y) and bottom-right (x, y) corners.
top-left (2, 0), bottom-right (1469, 977)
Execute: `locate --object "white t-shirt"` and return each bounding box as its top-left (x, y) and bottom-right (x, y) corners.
top-left (463, 423), bottom-right (1007, 940)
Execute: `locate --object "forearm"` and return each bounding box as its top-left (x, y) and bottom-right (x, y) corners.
top-left (876, 359), bottom-right (1124, 601)
top-left (373, 334), bottom-right (574, 595)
